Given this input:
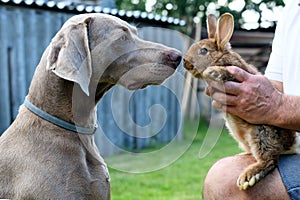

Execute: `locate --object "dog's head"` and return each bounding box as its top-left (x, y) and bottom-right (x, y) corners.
top-left (46, 13), bottom-right (182, 97)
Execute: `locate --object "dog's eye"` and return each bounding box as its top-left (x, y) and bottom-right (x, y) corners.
top-left (120, 35), bottom-right (128, 41)
top-left (199, 48), bottom-right (208, 55)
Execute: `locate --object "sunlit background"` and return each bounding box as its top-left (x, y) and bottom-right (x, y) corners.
top-left (0, 1), bottom-right (291, 197)
top-left (117, 0), bottom-right (287, 31)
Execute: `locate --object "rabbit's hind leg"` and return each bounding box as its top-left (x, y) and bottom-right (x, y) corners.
top-left (237, 159), bottom-right (276, 190)
top-left (237, 125), bottom-right (287, 190)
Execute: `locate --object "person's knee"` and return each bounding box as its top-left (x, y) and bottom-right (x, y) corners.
top-left (203, 155), bottom-right (251, 199)
top-left (202, 154), bottom-right (290, 200)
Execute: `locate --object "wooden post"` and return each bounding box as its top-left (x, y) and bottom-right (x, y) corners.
top-left (182, 15), bottom-right (202, 119)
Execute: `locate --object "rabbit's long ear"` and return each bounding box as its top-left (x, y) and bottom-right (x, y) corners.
top-left (207, 14), bottom-right (217, 39)
top-left (216, 13), bottom-right (234, 50)
top-left (47, 17), bottom-right (92, 96)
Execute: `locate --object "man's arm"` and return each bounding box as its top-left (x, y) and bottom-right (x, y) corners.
top-left (206, 66), bottom-right (300, 131)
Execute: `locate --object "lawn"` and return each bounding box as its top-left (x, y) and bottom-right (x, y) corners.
top-left (106, 119), bottom-right (241, 200)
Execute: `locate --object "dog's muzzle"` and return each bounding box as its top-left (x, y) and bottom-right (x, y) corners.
top-left (163, 50), bottom-right (182, 69)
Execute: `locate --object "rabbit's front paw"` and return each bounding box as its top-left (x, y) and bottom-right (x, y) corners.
top-left (202, 66), bottom-right (235, 82)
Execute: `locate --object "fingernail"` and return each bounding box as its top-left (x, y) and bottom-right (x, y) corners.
top-left (227, 66), bottom-right (236, 73)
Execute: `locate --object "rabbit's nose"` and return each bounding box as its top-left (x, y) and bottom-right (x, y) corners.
top-left (183, 58), bottom-right (194, 70)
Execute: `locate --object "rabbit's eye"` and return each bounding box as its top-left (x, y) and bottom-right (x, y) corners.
top-left (199, 48), bottom-right (208, 55)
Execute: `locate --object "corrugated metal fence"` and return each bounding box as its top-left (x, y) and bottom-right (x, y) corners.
top-left (0, 6), bottom-right (186, 156)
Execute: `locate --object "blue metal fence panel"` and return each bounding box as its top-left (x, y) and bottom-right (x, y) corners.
top-left (0, 7), bottom-right (11, 133)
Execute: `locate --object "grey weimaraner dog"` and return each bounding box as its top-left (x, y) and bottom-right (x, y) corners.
top-left (0, 13), bottom-right (181, 199)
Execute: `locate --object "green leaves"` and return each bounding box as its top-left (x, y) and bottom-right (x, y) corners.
top-left (115, 0), bottom-right (285, 33)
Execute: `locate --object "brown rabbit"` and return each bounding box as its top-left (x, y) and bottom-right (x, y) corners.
top-left (184, 13), bottom-right (299, 190)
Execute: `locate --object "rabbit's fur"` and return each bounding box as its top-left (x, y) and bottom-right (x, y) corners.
top-left (184, 13), bottom-right (299, 190)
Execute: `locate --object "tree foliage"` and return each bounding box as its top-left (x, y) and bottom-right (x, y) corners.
top-left (115, 0), bottom-right (285, 34)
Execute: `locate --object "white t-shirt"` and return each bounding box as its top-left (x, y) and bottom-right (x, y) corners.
top-left (264, 1), bottom-right (300, 96)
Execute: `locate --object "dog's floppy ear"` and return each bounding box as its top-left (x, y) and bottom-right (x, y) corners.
top-left (216, 13), bottom-right (234, 51)
top-left (207, 14), bottom-right (217, 40)
top-left (47, 17), bottom-right (92, 96)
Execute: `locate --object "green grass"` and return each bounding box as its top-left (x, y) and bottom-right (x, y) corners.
top-left (106, 119), bottom-right (241, 200)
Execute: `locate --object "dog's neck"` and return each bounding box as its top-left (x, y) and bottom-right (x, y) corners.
top-left (27, 50), bottom-right (113, 129)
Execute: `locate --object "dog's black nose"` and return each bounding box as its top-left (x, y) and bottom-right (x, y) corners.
top-left (164, 50), bottom-right (182, 69)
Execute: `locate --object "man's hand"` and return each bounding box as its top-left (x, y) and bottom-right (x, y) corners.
top-left (205, 66), bottom-right (283, 125)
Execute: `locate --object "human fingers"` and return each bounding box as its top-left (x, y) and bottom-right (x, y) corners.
top-left (211, 91), bottom-right (237, 106)
top-left (212, 100), bottom-right (223, 110)
top-left (226, 66), bottom-right (253, 82)
top-left (207, 79), bottom-right (241, 96)
top-left (206, 80), bottom-right (226, 93)
top-left (205, 87), bottom-right (211, 96)
top-left (205, 80), bottom-right (224, 95)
